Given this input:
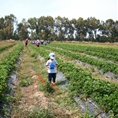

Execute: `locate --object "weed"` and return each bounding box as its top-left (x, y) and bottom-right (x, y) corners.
top-left (28, 108), bottom-right (55, 118)
top-left (38, 81), bottom-right (54, 93)
top-left (80, 103), bottom-right (93, 118)
top-left (19, 79), bottom-right (32, 87)
top-left (30, 52), bottom-right (37, 58)
top-left (91, 67), bottom-right (95, 72)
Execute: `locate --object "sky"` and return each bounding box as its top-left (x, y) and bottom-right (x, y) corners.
top-left (0, 0), bottom-right (118, 23)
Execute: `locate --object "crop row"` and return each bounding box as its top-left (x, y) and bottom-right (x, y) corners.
top-left (54, 43), bottom-right (118, 56)
top-left (50, 43), bottom-right (118, 63)
top-left (45, 45), bottom-right (118, 75)
top-left (0, 43), bottom-right (16, 53)
top-left (0, 42), bottom-right (23, 101)
top-left (29, 44), bottom-right (118, 116)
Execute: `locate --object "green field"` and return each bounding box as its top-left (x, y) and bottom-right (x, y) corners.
top-left (0, 41), bottom-right (118, 118)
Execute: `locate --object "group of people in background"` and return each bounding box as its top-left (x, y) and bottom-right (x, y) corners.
top-left (24, 38), bottom-right (50, 47)
top-left (31, 39), bottom-right (50, 47)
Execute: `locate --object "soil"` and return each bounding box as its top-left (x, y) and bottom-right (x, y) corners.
top-left (11, 74), bottom-right (77, 118)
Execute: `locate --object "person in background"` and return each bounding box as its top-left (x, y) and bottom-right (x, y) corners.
top-left (35, 39), bottom-right (40, 47)
top-left (36, 39), bottom-right (40, 47)
top-left (25, 38), bottom-right (28, 46)
top-left (46, 55), bottom-right (58, 85)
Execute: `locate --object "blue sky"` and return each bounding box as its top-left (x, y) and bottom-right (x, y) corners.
top-left (0, 0), bottom-right (118, 22)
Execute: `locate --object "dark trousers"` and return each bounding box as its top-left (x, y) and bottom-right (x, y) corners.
top-left (48, 73), bottom-right (56, 83)
top-left (25, 42), bottom-right (28, 46)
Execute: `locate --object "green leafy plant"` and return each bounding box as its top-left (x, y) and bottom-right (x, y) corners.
top-left (28, 108), bottom-right (55, 118)
top-left (19, 79), bottom-right (32, 87)
top-left (30, 52), bottom-right (38, 58)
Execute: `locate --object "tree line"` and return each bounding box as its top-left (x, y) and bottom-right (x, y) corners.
top-left (0, 14), bottom-right (118, 42)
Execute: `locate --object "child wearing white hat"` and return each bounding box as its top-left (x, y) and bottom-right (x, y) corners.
top-left (46, 54), bottom-right (58, 85)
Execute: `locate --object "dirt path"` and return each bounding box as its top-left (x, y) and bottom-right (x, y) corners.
top-left (0, 41), bottom-right (15, 46)
top-left (11, 46), bottom-right (81, 118)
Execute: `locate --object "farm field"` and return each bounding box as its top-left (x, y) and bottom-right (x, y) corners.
top-left (0, 41), bottom-right (118, 118)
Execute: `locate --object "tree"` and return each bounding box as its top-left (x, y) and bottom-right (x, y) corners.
top-left (76, 17), bottom-right (87, 41)
top-left (0, 17), bottom-right (4, 29)
top-left (0, 29), bottom-right (4, 40)
top-left (27, 17), bottom-right (38, 38)
top-left (86, 17), bottom-right (100, 40)
top-left (37, 16), bottom-right (54, 40)
top-left (17, 19), bottom-right (29, 40)
top-left (4, 14), bottom-right (16, 39)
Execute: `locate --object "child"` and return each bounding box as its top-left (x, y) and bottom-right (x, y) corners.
top-left (46, 56), bottom-right (58, 85)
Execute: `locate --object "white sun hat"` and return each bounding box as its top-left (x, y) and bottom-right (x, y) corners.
top-left (49, 52), bottom-right (55, 57)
